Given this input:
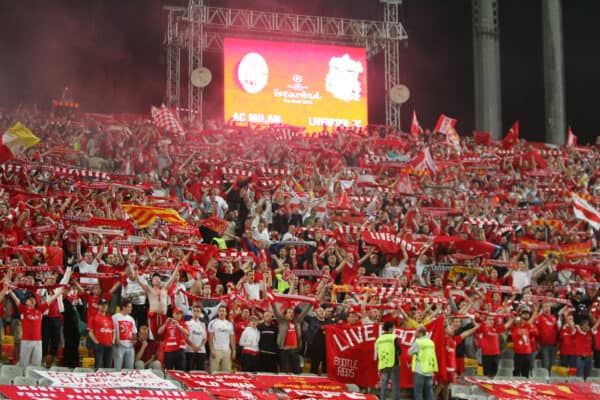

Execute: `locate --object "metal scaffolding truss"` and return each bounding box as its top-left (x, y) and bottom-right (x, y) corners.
top-left (164, 0), bottom-right (408, 128)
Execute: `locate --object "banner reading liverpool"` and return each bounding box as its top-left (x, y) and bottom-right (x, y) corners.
top-left (325, 317), bottom-right (446, 388)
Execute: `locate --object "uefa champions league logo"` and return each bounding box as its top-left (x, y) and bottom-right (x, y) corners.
top-left (237, 52), bottom-right (269, 94)
top-left (325, 54), bottom-right (363, 102)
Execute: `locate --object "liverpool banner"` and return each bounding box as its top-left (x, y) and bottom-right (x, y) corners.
top-left (324, 317), bottom-right (446, 388)
top-left (35, 369), bottom-right (177, 389)
top-left (167, 371), bottom-right (346, 391)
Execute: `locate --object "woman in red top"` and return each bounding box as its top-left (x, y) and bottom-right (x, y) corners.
top-left (88, 298), bottom-right (115, 368)
top-left (8, 287), bottom-right (63, 367)
top-left (158, 308), bottom-right (189, 370)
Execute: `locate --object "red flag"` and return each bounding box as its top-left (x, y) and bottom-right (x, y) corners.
top-left (567, 126), bottom-right (577, 147)
top-left (502, 120), bottom-right (519, 149)
top-left (433, 114), bottom-right (457, 134)
top-left (410, 110), bottom-right (423, 136)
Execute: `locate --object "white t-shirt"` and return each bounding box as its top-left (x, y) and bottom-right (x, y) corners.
top-left (122, 277), bottom-right (147, 306)
top-left (208, 318), bottom-right (234, 351)
top-left (382, 262), bottom-right (407, 279)
top-left (78, 259), bottom-right (99, 285)
top-left (186, 319), bottom-right (207, 353)
top-left (511, 270), bottom-right (533, 291)
top-left (243, 282), bottom-right (263, 301)
top-left (112, 313), bottom-right (137, 348)
top-left (239, 326), bottom-right (260, 353)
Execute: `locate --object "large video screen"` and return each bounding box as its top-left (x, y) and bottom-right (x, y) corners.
top-left (224, 38), bottom-right (368, 132)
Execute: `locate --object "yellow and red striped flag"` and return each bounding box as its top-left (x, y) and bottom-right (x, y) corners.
top-left (121, 204), bottom-right (187, 228)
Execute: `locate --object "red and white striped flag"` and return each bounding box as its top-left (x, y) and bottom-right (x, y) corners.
top-left (151, 104), bottom-right (185, 136)
top-left (410, 110), bottom-right (423, 136)
top-left (433, 114), bottom-right (456, 134)
top-left (572, 193), bottom-right (600, 230)
top-left (567, 126), bottom-right (577, 147)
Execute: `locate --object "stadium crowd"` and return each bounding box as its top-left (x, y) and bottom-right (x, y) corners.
top-left (0, 105), bottom-right (598, 394)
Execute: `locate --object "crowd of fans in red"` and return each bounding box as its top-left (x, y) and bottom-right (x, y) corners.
top-left (0, 106), bottom-right (598, 388)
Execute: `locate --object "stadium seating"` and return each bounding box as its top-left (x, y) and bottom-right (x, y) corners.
top-left (0, 366), bottom-right (23, 380)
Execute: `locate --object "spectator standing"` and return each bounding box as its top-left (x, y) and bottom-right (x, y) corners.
top-left (88, 298), bottom-right (115, 368)
top-left (506, 310), bottom-right (535, 378)
top-left (207, 305), bottom-right (236, 372)
top-left (574, 318), bottom-right (600, 381)
top-left (535, 302), bottom-right (560, 372)
top-left (158, 308), bottom-right (189, 370)
top-left (8, 288), bottom-right (63, 367)
top-left (185, 304), bottom-right (207, 371)
top-left (272, 302), bottom-right (312, 374)
top-left (112, 299), bottom-right (138, 369)
top-left (257, 310), bottom-right (279, 373)
top-left (239, 315), bottom-right (260, 372)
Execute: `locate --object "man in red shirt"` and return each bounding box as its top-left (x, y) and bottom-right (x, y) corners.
top-left (559, 313), bottom-right (577, 368)
top-left (506, 310), bottom-right (535, 378)
top-left (535, 303), bottom-right (559, 372)
top-left (574, 318), bottom-right (600, 381)
top-left (158, 308), bottom-right (189, 370)
top-left (88, 298), bottom-right (115, 368)
top-left (476, 315), bottom-right (506, 377)
top-left (8, 288), bottom-right (63, 367)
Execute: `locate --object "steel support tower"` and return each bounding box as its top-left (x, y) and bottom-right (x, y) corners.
top-left (164, 0), bottom-right (408, 128)
top-left (472, 0), bottom-right (502, 139)
top-left (382, 0), bottom-right (402, 130)
top-left (542, 0), bottom-right (566, 145)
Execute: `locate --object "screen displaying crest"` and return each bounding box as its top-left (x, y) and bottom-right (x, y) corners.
top-left (224, 38), bottom-right (368, 132)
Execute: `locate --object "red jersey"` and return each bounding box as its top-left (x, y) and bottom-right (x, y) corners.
top-left (535, 314), bottom-right (558, 346)
top-left (90, 313), bottom-right (115, 346)
top-left (511, 324), bottom-right (533, 354)
top-left (559, 325), bottom-right (576, 356)
top-left (162, 320), bottom-right (188, 352)
top-left (446, 336), bottom-right (462, 372)
top-left (19, 303), bottom-right (49, 341)
top-left (476, 325), bottom-right (501, 356)
top-left (234, 319), bottom-right (249, 344)
top-left (573, 327), bottom-right (594, 357)
top-left (82, 292), bottom-right (111, 327)
top-left (283, 322), bottom-right (299, 348)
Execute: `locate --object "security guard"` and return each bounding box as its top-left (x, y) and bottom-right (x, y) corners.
top-left (408, 326), bottom-right (438, 400)
top-left (375, 321), bottom-right (401, 400)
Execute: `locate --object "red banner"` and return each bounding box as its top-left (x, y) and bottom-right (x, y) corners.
top-left (0, 386), bottom-right (211, 400)
top-left (467, 378), bottom-right (600, 399)
top-left (284, 389), bottom-right (377, 399)
top-left (324, 317), bottom-right (446, 388)
top-left (167, 371), bottom-right (346, 392)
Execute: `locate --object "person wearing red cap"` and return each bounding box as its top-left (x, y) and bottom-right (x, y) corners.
top-left (88, 298), bottom-right (115, 368)
top-left (159, 308), bottom-right (189, 370)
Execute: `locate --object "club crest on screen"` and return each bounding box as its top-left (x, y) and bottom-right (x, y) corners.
top-left (237, 52), bottom-right (269, 94)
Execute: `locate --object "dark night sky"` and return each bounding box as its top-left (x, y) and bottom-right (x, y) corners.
top-left (0, 0), bottom-right (598, 144)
